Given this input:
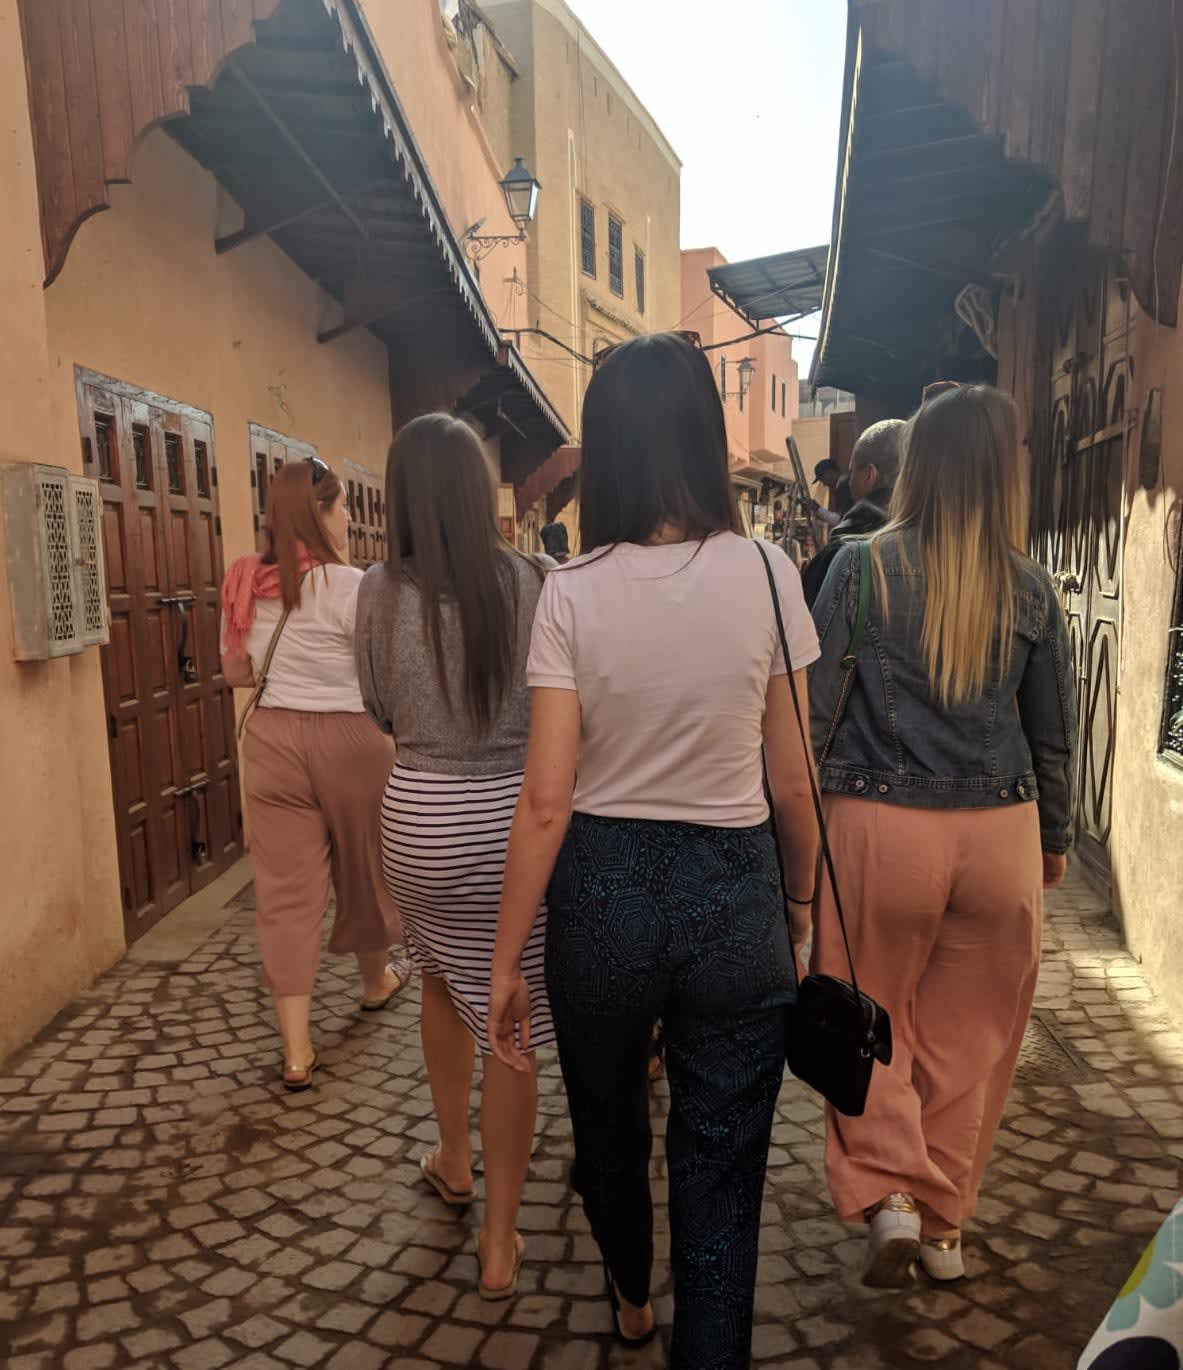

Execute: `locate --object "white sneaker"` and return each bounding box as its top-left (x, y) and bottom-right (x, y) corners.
top-left (863, 1193), bottom-right (921, 1288)
top-left (919, 1236), bottom-right (965, 1281)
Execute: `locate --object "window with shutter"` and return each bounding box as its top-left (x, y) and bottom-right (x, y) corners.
top-left (608, 216), bottom-right (623, 296)
top-left (70, 476), bottom-right (109, 648)
top-left (580, 198), bottom-right (596, 278)
top-left (38, 468), bottom-right (80, 655)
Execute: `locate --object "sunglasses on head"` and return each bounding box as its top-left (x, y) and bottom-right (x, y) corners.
top-left (592, 329), bottom-right (703, 371)
top-left (307, 456), bottom-right (331, 485)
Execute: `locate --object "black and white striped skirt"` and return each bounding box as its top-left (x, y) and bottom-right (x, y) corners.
top-left (379, 765), bottom-right (554, 1051)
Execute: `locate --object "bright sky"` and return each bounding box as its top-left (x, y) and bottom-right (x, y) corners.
top-left (564, 0), bottom-right (848, 369)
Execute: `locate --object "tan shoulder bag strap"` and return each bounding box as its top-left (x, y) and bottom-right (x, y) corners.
top-left (236, 571), bottom-right (308, 741)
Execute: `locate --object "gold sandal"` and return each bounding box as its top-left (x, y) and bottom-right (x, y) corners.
top-left (478, 1232), bottom-right (525, 1302)
top-left (282, 1051), bottom-right (318, 1093)
top-left (419, 1149), bottom-right (476, 1207)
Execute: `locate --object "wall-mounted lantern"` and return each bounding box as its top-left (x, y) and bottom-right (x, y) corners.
top-left (463, 158), bottom-right (542, 262)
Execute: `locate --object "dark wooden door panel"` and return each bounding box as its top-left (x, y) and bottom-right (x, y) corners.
top-left (79, 372), bottom-right (240, 938)
top-left (1033, 239), bottom-right (1127, 888)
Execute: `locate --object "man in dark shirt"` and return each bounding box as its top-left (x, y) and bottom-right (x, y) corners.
top-left (801, 419), bottom-right (905, 608)
top-left (540, 521), bottom-right (571, 565)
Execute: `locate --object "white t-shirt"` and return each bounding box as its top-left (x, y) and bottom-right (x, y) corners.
top-left (527, 532), bottom-right (820, 827)
top-left (235, 564), bottom-right (366, 713)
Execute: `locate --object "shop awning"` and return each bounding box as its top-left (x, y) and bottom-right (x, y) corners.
top-left (732, 461), bottom-right (792, 491)
top-left (708, 246), bottom-right (829, 327)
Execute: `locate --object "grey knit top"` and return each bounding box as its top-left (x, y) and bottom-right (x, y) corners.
top-left (355, 553), bottom-right (545, 776)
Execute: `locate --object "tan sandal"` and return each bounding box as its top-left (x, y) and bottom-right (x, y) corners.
top-left (478, 1231), bottom-right (525, 1302)
top-left (361, 956), bottom-right (414, 1012)
top-left (282, 1051), bottom-right (318, 1093)
top-left (419, 1149), bottom-right (476, 1207)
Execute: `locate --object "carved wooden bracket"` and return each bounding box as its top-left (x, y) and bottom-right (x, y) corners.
top-left (19, 0), bottom-right (284, 286)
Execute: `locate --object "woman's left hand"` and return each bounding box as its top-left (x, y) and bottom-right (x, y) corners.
top-left (488, 969), bottom-right (532, 1072)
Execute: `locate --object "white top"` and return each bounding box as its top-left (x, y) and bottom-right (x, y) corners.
top-left (527, 531), bottom-right (820, 827)
top-left (235, 564), bottom-right (366, 713)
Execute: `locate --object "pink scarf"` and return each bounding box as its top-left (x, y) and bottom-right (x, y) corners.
top-left (221, 547), bottom-right (323, 657)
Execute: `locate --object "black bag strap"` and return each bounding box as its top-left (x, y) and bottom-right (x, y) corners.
top-left (756, 541), bottom-right (864, 1002)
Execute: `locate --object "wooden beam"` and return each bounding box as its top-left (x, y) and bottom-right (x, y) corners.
top-left (217, 194), bottom-right (344, 253)
top-left (318, 281), bottom-right (468, 345)
top-left (227, 57), bottom-right (370, 240)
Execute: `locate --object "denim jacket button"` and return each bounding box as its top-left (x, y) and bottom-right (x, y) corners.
top-left (999, 788), bottom-right (1010, 799)
top-left (853, 777), bottom-right (867, 792)
top-left (1016, 783), bottom-right (1027, 799)
top-left (877, 783), bottom-right (889, 794)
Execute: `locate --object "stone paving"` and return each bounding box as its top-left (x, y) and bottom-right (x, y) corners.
top-left (1, 869), bottom-right (1180, 1370)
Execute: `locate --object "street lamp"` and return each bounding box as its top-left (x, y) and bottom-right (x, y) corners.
top-left (720, 356), bottom-right (757, 410)
top-left (463, 158), bottom-right (542, 262)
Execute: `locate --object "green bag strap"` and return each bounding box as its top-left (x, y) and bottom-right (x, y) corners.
top-left (841, 539), bottom-right (873, 669)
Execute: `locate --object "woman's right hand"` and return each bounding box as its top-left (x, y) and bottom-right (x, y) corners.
top-left (1042, 851), bottom-right (1067, 889)
top-left (488, 969), bottom-right (532, 1073)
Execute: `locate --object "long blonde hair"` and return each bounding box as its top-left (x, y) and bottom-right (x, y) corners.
top-left (873, 385), bottom-right (1028, 706)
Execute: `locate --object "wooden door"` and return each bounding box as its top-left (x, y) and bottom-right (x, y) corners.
top-left (1033, 237), bottom-right (1129, 886)
top-left (79, 372), bottom-right (241, 942)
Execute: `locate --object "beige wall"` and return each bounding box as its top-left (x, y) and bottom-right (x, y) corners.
top-left (484, 0), bottom-right (682, 434)
top-left (0, 0), bottom-right (124, 1060)
top-left (1105, 301), bottom-right (1183, 1028)
top-left (681, 248), bottom-right (796, 470)
top-left (793, 415), bottom-right (832, 474)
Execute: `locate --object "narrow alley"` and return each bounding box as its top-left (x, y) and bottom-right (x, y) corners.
top-left (1, 868), bottom-right (1177, 1370)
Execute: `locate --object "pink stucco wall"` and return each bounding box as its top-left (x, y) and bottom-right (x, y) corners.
top-left (681, 247), bottom-right (796, 470)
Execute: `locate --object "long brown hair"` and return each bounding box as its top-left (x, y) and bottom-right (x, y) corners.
top-left (385, 413), bottom-right (538, 734)
top-left (874, 384), bottom-right (1028, 706)
top-left (262, 460), bottom-right (345, 610)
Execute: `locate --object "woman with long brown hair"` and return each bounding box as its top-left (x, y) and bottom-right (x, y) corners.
top-left (808, 385), bottom-right (1076, 1287)
top-left (220, 459), bottom-right (409, 1092)
top-left (355, 413), bottom-right (550, 1301)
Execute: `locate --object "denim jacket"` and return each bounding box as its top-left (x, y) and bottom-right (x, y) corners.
top-left (808, 532), bottom-right (1078, 853)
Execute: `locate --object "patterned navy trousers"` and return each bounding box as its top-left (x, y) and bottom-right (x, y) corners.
top-left (546, 813), bottom-right (794, 1370)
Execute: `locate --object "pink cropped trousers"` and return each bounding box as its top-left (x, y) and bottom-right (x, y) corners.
top-left (812, 796), bottom-right (1043, 1235)
top-left (244, 708), bottom-right (399, 996)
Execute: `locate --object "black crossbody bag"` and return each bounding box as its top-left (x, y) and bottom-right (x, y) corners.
top-left (755, 540), bottom-right (892, 1117)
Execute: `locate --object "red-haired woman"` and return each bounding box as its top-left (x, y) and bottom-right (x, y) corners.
top-left (221, 458), bottom-right (410, 1091)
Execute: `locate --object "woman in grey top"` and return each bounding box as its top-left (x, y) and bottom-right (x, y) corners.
top-left (355, 413), bottom-right (551, 1301)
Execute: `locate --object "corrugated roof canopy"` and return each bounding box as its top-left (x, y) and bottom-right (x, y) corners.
top-left (708, 246), bottom-right (829, 326)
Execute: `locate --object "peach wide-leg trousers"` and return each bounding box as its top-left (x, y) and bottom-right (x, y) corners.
top-left (244, 708), bottom-right (399, 996)
top-left (812, 796), bottom-right (1043, 1235)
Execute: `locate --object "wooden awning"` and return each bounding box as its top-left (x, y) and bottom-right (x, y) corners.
top-left (514, 446), bottom-right (581, 519)
top-left (814, 0), bottom-right (1183, 403)
top-left (19, 0), bottom-right (567, 448)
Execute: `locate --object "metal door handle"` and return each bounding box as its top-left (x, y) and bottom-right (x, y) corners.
top-left (1054, 571), bottom-right (1083, 595)
top-left (162, 597), bottom-right (199, 682)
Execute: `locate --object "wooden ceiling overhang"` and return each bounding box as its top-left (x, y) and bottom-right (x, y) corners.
top-left (814, 0), bottom-right (1183, 403)
top-left (19, 0), bottom-right (567, 449)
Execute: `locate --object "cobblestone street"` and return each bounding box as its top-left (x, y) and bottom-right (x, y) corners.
top-left (1, 869), bottom-right (1180, 1370)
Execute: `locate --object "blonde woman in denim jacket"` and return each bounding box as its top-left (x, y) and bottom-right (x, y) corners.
top-left (808, 385), bottom-right (1077, 1289)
